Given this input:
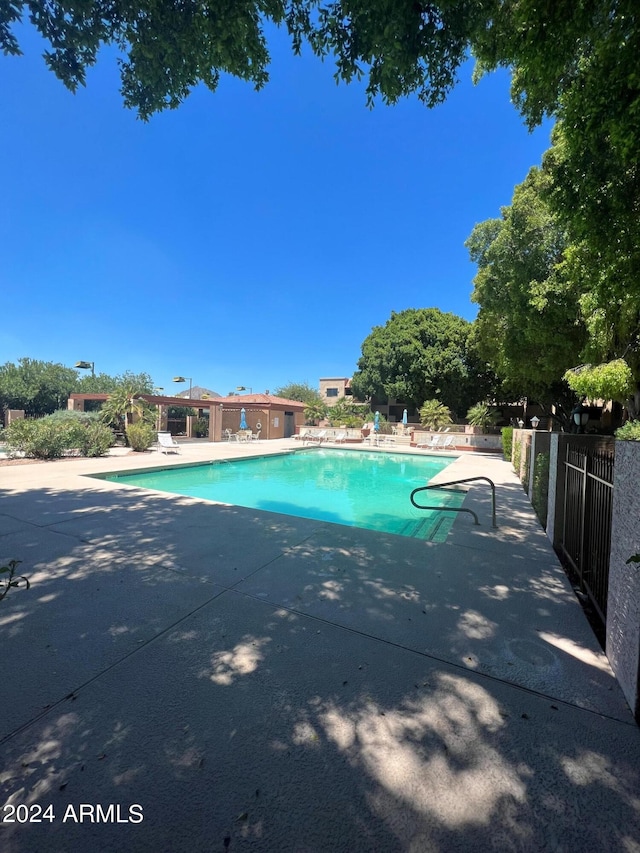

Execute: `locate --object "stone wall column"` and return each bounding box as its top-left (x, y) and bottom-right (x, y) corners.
top-left (606, 440), bottom-right (640, 722)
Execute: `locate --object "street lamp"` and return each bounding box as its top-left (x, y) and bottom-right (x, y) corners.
top-left (153, 387), bottom-right (164, 394)
top-left (571, 402), bottom-right (590, 434)
top-left (236, 385), bottom-right (253, 394)
top-left (75, 360), bottom-right (95, 377)
top-left (173, 376), bottom-right (193, 398)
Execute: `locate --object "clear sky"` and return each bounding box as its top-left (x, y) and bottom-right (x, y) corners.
top-left (1, 22), bottom-right (553, 397)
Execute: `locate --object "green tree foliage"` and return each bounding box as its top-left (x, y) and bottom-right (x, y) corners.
top-left (351, 308), bottom-right (494, 419)
top-left (76, 370), bottom-right (155, 394)
top-left (564, 360), bottom-right (637, 417)
top-left (325, 399), bottom-right (369, 428)
top-left (0, 0), bottom-right (493, 120)
top-left (0, 358), bottom-right (78, 416)
top-left (274, 382), bottom-right (323, 405)
top-left (465, 403), bottom-right (500, 432)
top-left (99, 384), bottom-right (156, 437)
top-left (419, 399), bottom-right (452, 431)
top-left (467, 167), bottom-right (587, 415)
top-left (303, 401), bottom-right (328, 425)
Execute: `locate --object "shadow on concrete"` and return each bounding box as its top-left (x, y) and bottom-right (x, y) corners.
top-left (1, 483), bottom-right (639, 852)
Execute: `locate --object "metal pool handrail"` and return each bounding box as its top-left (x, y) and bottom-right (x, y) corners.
top-left (410, 476), bottom-right (497, 528)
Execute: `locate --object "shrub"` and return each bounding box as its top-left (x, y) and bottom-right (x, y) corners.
top-left (501, 426), bottom-right (513, 461)
top-left (4, 413), bottom-right (114, 458)
top-left (512, 433), bottom-right (522, 476)
top-left (193, 417), bottom-right (208, 438)
top-left (4, 418), bottom-right (70, 458)
top-left (126, 422), bottom-right (156, 451)
top-left (79, 421), bottom-right (114, 456)
top-left (531, 452), bottom-right (550, 528)
top-left (615, 421), bottom-right (640, 441)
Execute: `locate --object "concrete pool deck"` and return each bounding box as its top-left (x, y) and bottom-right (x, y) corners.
top-left (1, 440), bottom-right (639, 852)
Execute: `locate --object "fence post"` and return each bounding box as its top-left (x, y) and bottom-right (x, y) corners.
top-left (606, 440), bottom-right (640, 723)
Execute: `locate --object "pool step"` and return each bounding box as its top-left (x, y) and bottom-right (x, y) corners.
top-left (400, 512), bottom-right (454, 542)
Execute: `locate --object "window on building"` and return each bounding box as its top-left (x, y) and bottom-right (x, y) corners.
top-left (326, 388), bottom-right (339, 397)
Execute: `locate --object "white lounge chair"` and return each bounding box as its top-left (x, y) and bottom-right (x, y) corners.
top-left (306, 429), bottom-right (327, 445)
top-left (332, 430), bottom-right (348, 443)
top-left (417, 434), bottom-right (443, 449)
top-left (157, 432), bottom-right (180, 454)
top-left (437, 435), bottom-right (455, 451)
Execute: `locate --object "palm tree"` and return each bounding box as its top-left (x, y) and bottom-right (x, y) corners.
top-left (304, 401), bottom-right (328, 425)
top-left (466, 402), bottom-right (500, 433)
top-left (419, 399), bottom-right (452, 430)
top-left (100, 384), bottom-right (156, 441)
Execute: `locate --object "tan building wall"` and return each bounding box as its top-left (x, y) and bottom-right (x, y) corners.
top-left (319, 377), bottom-right (352, 407)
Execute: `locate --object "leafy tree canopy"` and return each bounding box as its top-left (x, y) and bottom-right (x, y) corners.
top-left (351, 308), bottom-right (494, 419)
top-left (0, 357), bottom-right (78, 416)
top-left (4, 0), bottom-right (637, 151)
top-left (564, 360), bottom-right (638, 417)
top-left (76, 370), bottom-right (155, 394)
top-left (0, 358), bottom-right (157, 419)
top-left (467, 166), bottom-right (587, 413)
top-left (274, 382), bottom-right (322, 405)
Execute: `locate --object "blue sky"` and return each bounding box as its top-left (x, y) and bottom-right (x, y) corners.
top-left (1, 22), bottom-right (552, 397)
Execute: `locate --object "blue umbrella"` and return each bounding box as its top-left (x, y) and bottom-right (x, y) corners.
top-left (402, 409), bottom-right (408, 426)
top-left (240, 408), bottom-right (247, 430)
top-left (374, 411), bottom-right (380, 433)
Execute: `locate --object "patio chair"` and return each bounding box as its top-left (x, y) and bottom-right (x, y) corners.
top-left (416, 434), bottom-right (442, 450)
top-left (437, 435), bottom-right (455, 451)
top-left (250, 430), bottom-right (261, 442)
top-left (332, 430), bottom-right (348, 443)
top-left (157, 432), bottom-right (180, 454)
top-left (306, 430), bottom-right (327, 445)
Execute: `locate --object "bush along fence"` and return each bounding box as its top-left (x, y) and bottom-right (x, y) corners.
top-left (512, 429), bottom-right (640, 723)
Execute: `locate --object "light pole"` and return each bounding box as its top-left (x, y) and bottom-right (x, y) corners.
top-left (236, 385), bottom-right (253, 394)
top-left (173, 376), bottom-right (193, 398)
top-left (571, 402), bottom-right (589, 434)
top-left (75, 360), bottom-right (95, 377)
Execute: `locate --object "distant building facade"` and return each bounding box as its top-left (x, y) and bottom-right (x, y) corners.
top-left (319, 377), bottom-right (355, 407)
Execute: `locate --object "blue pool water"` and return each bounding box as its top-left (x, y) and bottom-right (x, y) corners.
top-left (101, 449), bottom-right (463, 540)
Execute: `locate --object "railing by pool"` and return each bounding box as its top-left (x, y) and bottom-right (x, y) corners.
top-left (410, 476), bottom-right (497, 528)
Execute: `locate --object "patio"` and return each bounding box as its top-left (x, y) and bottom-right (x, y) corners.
top-left (1, 441), bottom-right (638, 852)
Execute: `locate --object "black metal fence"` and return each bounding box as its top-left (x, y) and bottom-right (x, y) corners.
top-left (557, 440), bottom-right (615, 626)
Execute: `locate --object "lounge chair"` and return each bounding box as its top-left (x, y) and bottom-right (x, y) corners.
top-left (416, 434), bottom-right (443, 450)
top-left (305, 430), bottom-right (327, 445)
top-left (250, 430), bottom-right (261, 442)
top-left (331, 430), bottom-right (348, 443)
top-left (157, 432), bottom-right (180, 454)
top-left (293, 429), bottom-right (311, 441)
top-left (437, 435), bottom-right (455, 451)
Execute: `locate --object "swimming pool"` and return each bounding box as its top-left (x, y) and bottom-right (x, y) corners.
top-left (100, 449), bottom-right (463, 541)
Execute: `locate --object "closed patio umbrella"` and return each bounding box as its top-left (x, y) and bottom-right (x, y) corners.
top-left (240, 408), bottom-right (248, 430)
top-left (374, 411), bottom-right (380, 433)
top-left (402, 409), bottom-right (408, 426)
